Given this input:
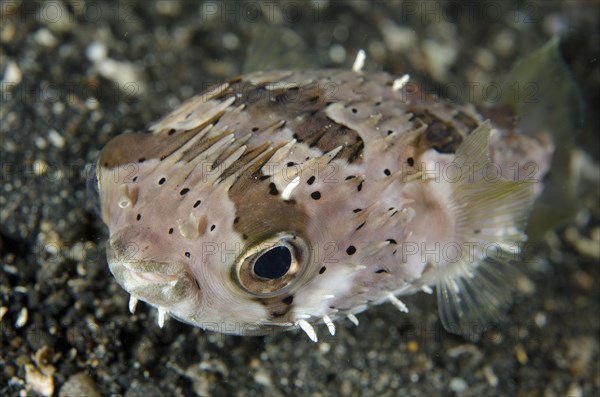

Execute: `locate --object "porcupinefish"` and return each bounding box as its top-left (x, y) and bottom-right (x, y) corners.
top-left (96, 38), bottom-right (579, 341)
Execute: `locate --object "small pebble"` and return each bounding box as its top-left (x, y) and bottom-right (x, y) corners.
top-left (2, 61), bottom-right (22, 86)
top-left (329, 44), bottom-right (347, 64)
top-left (222, 33), bottom-right (240, 50)
top-left (47, 129), bottom-right (65, 148)
top-left (380, 19), bottom-right (416, 51)
top-left (534, 312), bottom-right (548, 327)
top-left (254, 370), bottom-right (272, 386)
top-left (449, 377), bottom-right (467, 393)
top-left (15, 307), bottom-right (28, 328)
top-left (59, 373), bottom-right (100, 397)
top-left (33, 28), bottom-right (58, 47)
top-left (483, 366), bottom-right (498, 387)
top-left (514, 344), bottom-right (528, 365)
top-left (86, 41), bottom-right (108, 63)
top-left (0, 306), bottom-right (8, 321)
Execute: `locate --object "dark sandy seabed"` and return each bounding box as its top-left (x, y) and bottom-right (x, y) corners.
top-left (1, 1), bottom-right (599, 396)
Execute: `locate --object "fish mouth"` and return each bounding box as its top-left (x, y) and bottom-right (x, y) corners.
top-left (106, 238), bottom-right (197, 307)
top-left (128, 269), bottom-right (178, 285)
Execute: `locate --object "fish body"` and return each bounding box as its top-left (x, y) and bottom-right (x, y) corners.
top-left (97, 41), bottom-right (573, 340)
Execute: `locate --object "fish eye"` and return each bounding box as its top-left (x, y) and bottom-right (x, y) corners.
top-left (235, 234), bottom-right (310, 297)
top-left (253, 246), bottom-right (292, 280)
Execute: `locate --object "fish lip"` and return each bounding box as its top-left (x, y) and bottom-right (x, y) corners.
top-left (107, 254), bottom-right (185, 282)
top-left (104, 228), bottom-right (198, 309)
top-left (106, 239), bottom-right (187, 280)
top-left (128, 269), bottom-right (179, 285)
top-left (107, 248), bottom-right (198, 306)
top-left (107, 258), bottom-right (183, 292)
top-left (116, 258), bottom-right (184, 278)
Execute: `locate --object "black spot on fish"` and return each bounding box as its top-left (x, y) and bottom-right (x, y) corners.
top-left (282, 295), bottom-right (294, 305)
top-left (311, 191), bottom-right (321, 200)
top-left (346, 246), bottom-right (356, 255)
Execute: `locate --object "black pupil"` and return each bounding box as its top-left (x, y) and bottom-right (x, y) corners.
top-left (253, 246), bottom-right (292, 279)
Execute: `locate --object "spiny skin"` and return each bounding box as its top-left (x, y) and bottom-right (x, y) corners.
top-left (97, 69), bottom-right (550, 337)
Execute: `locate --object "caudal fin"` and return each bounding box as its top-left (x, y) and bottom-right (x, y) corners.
top-left (498, 37), bottom-right (583, 237)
